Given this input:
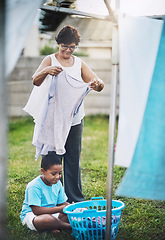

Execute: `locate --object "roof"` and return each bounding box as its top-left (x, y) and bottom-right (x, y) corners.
top-left (50, 15), bottom-right (113, 42)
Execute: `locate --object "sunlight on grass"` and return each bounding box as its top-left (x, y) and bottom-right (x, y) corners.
top-left (7, 116), bottom-right (165, 240)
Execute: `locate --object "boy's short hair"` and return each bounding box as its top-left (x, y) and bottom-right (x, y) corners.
top-left (41, 152), bottom-right (62, 171)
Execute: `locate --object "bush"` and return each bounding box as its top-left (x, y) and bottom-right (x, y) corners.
top-left (73, 51), bottom-right (88, 57)
top-left (40, 45), bottom-right (58, 55)
top-left (40, 45), bottom-right (88, 57)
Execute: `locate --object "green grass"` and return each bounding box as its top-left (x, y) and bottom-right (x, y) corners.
top-left (7, 116), bottom-right (165, 240)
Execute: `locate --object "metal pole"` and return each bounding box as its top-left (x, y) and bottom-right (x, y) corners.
top-left (41, 5), bottom-right (111, 21)
top-left (104, 0), bottom-right (117, 24)
top-left (0, 0), bottom-right (7, 239)
top-left (105, 24), bottom-right (119, 240)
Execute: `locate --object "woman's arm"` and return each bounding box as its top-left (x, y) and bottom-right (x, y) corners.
top-left (81, 60), bottom-right (104, 92)
top-left (32, 55), bottom-right (63, 86)
top-left (31, 202), bottom-right (69, 216)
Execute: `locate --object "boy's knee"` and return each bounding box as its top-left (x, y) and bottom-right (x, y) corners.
top-left (33, 214), bottom-right (55, 231)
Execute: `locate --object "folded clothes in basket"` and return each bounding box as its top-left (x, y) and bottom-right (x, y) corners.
top-left (73, 208), bottom-right (88, 213)
top-left (89, 216), bottom-right (106, 226)
top-left (81, 216), bottom-right (106, 239)
top-left (71, 208), bottom-right (121, 239)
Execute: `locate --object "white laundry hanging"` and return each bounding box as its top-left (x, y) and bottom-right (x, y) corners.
top-left (28, 71), bottom-right (91, 158)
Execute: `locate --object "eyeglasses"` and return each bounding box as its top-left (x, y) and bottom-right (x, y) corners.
top-left (61, 44), bottom-right (77, 51)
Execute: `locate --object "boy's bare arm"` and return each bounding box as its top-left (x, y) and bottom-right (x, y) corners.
top-left (31, 202), bottom-right (69, 216)
top-left (57, 202), bottom-right (70, 207)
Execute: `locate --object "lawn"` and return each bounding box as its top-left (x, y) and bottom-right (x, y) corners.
top-left (7, 115), bottom-right (165, 240)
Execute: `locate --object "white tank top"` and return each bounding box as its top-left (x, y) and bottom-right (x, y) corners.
top-left (50, 54), bottom-right (85, 126)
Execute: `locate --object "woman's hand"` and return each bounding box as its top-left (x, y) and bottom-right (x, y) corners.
top-left (32, 56), bottom-right (63, 86)
top-left (89, 78), bottom-right (104, 92)
top-left (81, 60), bottom-right (104, 92)
top-left (46, 66), bottom-right (63, 76)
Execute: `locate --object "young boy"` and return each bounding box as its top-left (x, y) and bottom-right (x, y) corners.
top-left (20, 152), bottom-right (71, 234)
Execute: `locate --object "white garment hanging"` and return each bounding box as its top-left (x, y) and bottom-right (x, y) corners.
top-left (23, 74), bottom-right (52, 123)
top-left (115, 15), bottom-right (163, 167)
top-left (23, 54), bottom-right (91, 159)
top-left (23, 54), bottom-right (85, 125)
top-left (5, 0), bottom-right (42, 76)
top-left (32, 71), bottom-right (91, 158)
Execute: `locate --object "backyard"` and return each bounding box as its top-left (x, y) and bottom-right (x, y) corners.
top-left (7, 115), bottom-right (165, 240)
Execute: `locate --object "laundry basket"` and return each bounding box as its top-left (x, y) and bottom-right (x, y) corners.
top-left (63, 197), bottom-right (125, 240)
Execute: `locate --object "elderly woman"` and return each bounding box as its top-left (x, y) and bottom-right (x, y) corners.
top-left (25, 25), bottom-right (104, 203)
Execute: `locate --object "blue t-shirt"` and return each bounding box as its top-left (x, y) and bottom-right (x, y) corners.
top-left (20, 176), bottom-right (67, 222)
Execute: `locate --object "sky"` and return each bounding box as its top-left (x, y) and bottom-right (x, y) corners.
top-left (76, 0), bottom-right (109, 16)
top-left (119, 0), bottom-right (165, 16)
top-left (76, 0), bottom-right (165, 17)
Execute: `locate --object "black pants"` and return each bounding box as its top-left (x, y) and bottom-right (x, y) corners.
top-left (62, 120), bottom-right (84, 203)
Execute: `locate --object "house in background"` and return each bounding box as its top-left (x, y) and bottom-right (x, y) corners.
top-left (23, 14), bottom-right (113, 59)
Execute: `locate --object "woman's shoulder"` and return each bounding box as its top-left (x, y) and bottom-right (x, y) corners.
top-left (73, 55), bottom-right (81, 62)
top-left (49, 53), bottom-right (61, 66)
top-left (73, 55), bottom-right (82, 68)
top-left (49, 53), bottom-right (55, 62)
top-left (40, 55), bottom-right (52, 65)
